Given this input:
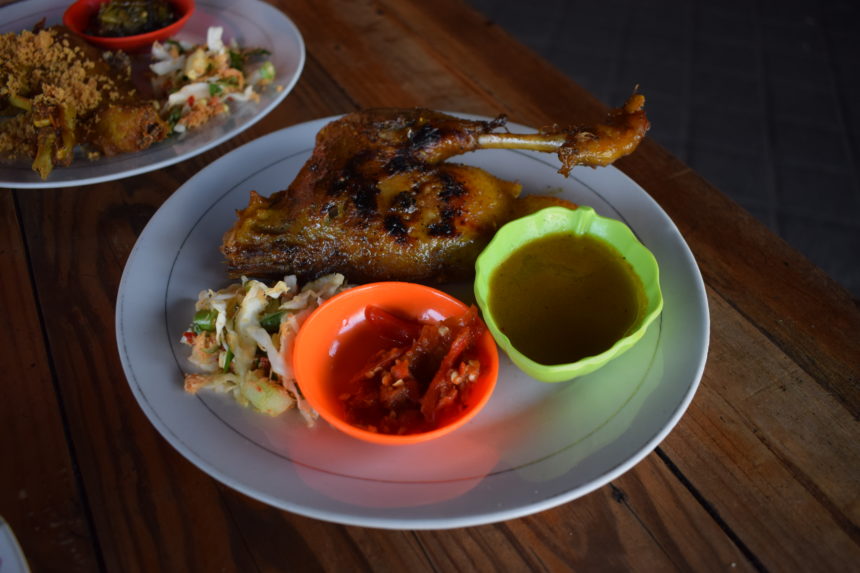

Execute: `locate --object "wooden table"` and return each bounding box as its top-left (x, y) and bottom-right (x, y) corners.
top-left (2, 0), bottom-right (858, 570)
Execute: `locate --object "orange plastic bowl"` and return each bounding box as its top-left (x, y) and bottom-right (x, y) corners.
top-left (63, 0), bottom-right (194, 52)
top-left (292, 282), bottom-right (499, 446)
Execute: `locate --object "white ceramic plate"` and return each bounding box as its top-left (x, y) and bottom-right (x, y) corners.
top-left (0, 0), bottom-right (304, 189)
top-left (116, 116), bottom-right (710, 529)
top-left (0, 517), bottom-right (30, 573)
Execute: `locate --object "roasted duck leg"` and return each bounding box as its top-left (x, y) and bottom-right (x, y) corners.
top-left (222, 94), bottom-right (648, 283)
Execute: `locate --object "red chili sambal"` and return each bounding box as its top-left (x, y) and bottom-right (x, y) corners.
top-left (339, 305), bottom-right (486, 435)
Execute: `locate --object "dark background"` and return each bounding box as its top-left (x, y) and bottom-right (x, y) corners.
top-left (466, 0), bottom-right (860, 298)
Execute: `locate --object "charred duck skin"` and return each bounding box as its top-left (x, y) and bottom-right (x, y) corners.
top-left (221, 95), bottom-right (648, 283)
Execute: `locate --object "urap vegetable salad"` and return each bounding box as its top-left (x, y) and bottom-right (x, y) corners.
top-left (181, 274), bottom-right (348, 424)
top-left (151, 26), bottom-right (277, 133)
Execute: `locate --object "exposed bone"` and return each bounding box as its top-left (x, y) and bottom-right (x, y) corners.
top-left (476, 93), bottom-right (649, 174)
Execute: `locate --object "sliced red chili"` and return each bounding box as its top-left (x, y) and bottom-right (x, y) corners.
top-left (342, 305), bottom-right (486, 434)
top-left (421, 306), bottom-right (485, 421)
top-left (365, 305), bottom-right (423, 344)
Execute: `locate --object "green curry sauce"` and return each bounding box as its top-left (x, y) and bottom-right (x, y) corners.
top-left (488, 232), bottom-right (645, 365)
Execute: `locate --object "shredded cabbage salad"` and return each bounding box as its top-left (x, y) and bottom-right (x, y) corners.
top-left (180, 274), bottom-right (348, 424)
top-left (150, 26), bottom-right (277, 133)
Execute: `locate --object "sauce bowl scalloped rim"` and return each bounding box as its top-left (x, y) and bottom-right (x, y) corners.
top-left (474, 205), bottom-right (664, 383)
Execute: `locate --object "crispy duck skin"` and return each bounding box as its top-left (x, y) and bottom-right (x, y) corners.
top-left (221, 95), bottom-right (649, 283)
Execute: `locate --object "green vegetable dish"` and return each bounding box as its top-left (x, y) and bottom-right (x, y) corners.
top-left (89, 0), bottom-right (177, 37)
top-left (180, 274), bottom-right (348, 422)
top-left (150, 27), bottom-right (278, 134)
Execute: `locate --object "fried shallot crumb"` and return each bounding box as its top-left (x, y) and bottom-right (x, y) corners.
top-left (0, 26), bottom-right (134, 160)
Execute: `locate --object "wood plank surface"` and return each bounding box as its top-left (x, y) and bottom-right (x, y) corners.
top-left (622, 143), bottom-right (860, 411)
top-left (14, 181), bottom-right (259, 572)
top-left (662, 287), bottom-right (859, 571)
top-left (220, 458), bottom-right (754, 572)
top-left (3, 0), bottom-right (858, 571)
top-left (0, 192), bottom-right (100, 572)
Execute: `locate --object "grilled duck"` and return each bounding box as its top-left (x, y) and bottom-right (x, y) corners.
top-left (221, 94), bottom-right (649, 283)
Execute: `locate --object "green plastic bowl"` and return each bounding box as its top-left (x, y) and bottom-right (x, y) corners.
top-left (474, 206), bottom-right (663, 383)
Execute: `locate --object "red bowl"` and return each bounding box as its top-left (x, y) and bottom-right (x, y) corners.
top-left (63, 0), bottom-right (195, 52)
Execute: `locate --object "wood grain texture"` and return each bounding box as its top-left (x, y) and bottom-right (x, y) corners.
top-left (282, 0), bottom-right (607, 123)
top-left (661, 288), bottom-right (859, 570)
top-left (4, 0), bottom-right (859, 570)
top-left (415, 461), bottom-right (754, 573)
top-left (620, 142), bottom-right (860, 415)
top-left (0, 192), bottom-right (100, 572)
top-left (15, 183), bottom-right (259, 572)
top-left (219, 456), bottom-right (753, 573)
